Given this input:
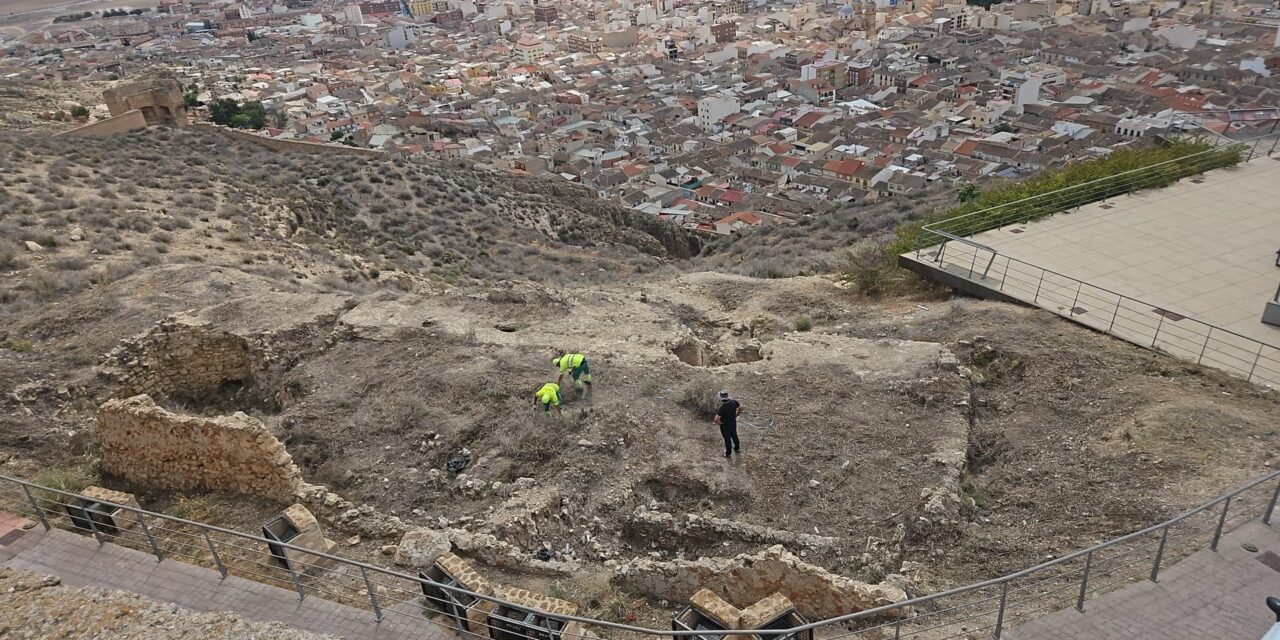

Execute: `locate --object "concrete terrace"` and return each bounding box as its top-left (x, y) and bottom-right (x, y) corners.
top-left (1008, 521), bottom-right (1280, 639)
top-left (903, 157), bottom-right (1280, 388)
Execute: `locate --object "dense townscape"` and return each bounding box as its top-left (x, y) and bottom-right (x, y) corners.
top-left (6, 0), bottom-right (1280, 232)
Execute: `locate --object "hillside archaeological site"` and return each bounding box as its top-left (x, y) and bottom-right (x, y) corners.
top-left (1, 118), bottom-right (1278, 639)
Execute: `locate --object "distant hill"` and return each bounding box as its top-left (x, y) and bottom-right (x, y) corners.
top-left (0, 127), bottom-right (700, 304)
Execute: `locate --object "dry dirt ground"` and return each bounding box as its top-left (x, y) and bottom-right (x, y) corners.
top-left (0, 81), bottom-right (116, 133)
top-left (0, 0), bottom-right (161, 39)
top-left (1, 126), bottom-right (1278, 630)
top-left (0, 567), bottom-right (336, 639)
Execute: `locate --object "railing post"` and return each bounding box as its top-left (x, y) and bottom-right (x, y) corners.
top-left (1152, 313), bottom-right (1164, 347)
top-left (1197, 327), bottom-right (1213, 364)
top-left (1076, 551), bottom-right (1093, 612)
top-left (361, 566), bottom-right (384, 623)
top-left (1033, 270), bottom-right (1044, 304)
top-left (20, 484), bottom-right (50, 531)
top-left (1108, 297), bottom-right (1121, 332)
top-left (1150, 525), bottom-right (1170, 583)
top-left (1211, 497), bottom-right (1232, 551)
top-left (1264, 478), bottom-right (1280, 526)
top-left (82, 502), bottom-right (107, 547)
top-left (284, 553), bottom-right (306, 601)
top-left (1248, 344), bottom-right (1265, 382)
top-left (137, 513), bottom-right (164, 561)
top-left (204, 531), bottom-right (228, 579)
top-left (993, 581), bottom-right (1009, 639)
top-left (969, 248), bottom-right (979, 278)
top-left (1070, 281), bottom-right (1082, 315)
top-left (893, 618), bottom-right (901, 640)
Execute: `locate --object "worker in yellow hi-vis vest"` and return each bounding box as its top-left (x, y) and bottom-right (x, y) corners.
top-left (552, 353), bottom-right (592, 399)
top-left (534, 382), bottom-right (563, 417)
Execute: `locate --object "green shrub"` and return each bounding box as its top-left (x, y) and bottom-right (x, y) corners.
top-left (793, 316), bottom-right (812, 332)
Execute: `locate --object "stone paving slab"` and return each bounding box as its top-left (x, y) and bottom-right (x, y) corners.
top-left (1008, 521), bottom-right (1280, 639)
top-left (0, 522), bottom-right (454, 640)
top-left (969, 159), bottom-right (1280, 348)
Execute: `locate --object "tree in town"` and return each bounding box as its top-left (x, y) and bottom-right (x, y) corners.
top-left (956, 183), bottom-right (980, 204)
top-left (238, 101), bottom-right (267, 128)
top-left (208, 98), bottom-right (240, 126)
top-left (209, 98), bottom-right (266, 129)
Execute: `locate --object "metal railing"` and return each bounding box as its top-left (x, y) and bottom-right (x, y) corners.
top-left (912, 141), bottom-right (1249, 251)
top-left (925, 240), bottom-right (1280, 388)
top-left (3, 470), bottom-right (1280, 640)
top-left (907, 126), bottom-right (1280, 388)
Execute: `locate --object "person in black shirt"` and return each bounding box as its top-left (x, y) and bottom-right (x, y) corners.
top-left (713, 390), bottom-right (743, 459)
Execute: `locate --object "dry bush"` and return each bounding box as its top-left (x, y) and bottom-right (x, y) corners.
top-left (29, 270), bottom-right (87, 301)
top-left (676, 374), bottom-right (722, 419)
top-left (50, 256), bottom-right (89, 271)
top-left (0, 240), bottom-right (22, 270)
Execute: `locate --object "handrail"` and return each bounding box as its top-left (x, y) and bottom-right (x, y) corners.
top-left (916, 113), bottom-right (1280, 254)
top-left (916, 141), bottom-right (1249, 251)
top-left (980, 245), bottom-right (1278, 359)
top-left (5, 467), bottom-right (1280, 637)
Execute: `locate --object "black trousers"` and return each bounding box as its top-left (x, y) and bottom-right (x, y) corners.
top-left (719, 423), bottom-right (740, 456)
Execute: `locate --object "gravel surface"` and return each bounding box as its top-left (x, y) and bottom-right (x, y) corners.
top-left (0, 567), bottom-right (336, 639)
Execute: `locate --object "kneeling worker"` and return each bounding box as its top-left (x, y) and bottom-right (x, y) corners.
top-left (534, 382), bottom-right (563, 417)
top-left (553, 353), bottom-right (592, 397)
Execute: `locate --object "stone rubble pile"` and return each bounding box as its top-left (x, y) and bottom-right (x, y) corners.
top-left (612, 544), bottom-right (908, 620)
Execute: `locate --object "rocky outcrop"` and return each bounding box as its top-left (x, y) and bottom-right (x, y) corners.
top-left (394, 528), bottom-right (452, 569)
top-left (612, 545), bottom-right (907, 620)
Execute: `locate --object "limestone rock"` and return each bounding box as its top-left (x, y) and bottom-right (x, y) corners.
top-left (393, 528), bottom-right (452, 569)
top-left (23, 241), bottom-right (43, 252)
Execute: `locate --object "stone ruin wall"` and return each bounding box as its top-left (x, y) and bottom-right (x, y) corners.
top-left (103, 316), bottom-right (265, 400)
top-left (612, 545), bottom-right (907, 620)
top-left (189, 124), bottom-right (386, 158)
top-left (96, 395), bottom-right (303, 498)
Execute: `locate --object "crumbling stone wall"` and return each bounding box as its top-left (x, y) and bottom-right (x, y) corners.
top-left (626, 509), bottom-right (839, 550)
top-left (96, 395), bottom-right (303, 498)
top-left (190, 124), bottom-right (385, 157)
top-left (103, 79), bottom-right (186, 126)
top-left (612, 545), bottom-right (906, 620)
top-left (104, 316), bottom-right (263, 400)
top-left (55, 110), bottom-right (150, 138)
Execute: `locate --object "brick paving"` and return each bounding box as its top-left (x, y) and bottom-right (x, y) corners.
top-left (0, 519), bottom-right (454, 640)
top-left (1008, 521), bottom-right (1280, 639)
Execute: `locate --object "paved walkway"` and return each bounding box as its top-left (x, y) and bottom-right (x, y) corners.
top-left (1008, 521), bottom-right (1280, 639)
top-left (0, 514), bottom-right (452, 640)
top-left (7, 509), bottom-right (1280, 639)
